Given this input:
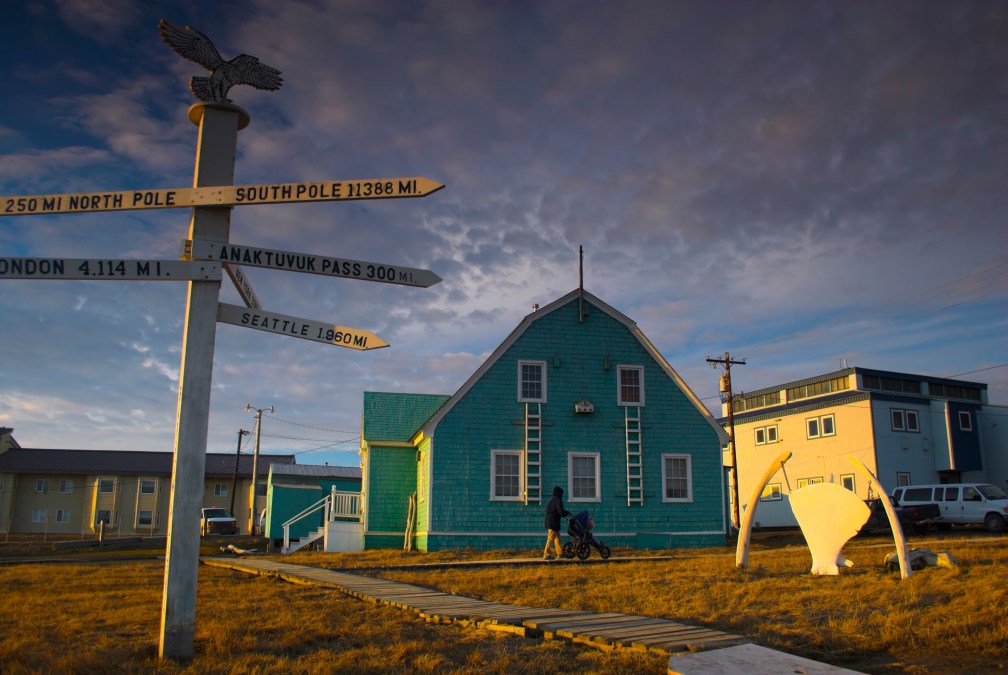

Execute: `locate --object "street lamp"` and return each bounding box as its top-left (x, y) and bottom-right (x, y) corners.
top-left (245, 404), bottom-right (274, 535)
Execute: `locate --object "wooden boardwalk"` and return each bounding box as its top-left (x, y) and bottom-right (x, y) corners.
top-left (202, 556), bottom-right (748, 655)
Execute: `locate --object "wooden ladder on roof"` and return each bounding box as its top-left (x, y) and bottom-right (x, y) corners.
top-left (626, 406), bottom-right (643, 505)
top-left (524, 402), bottom-right (542, 505)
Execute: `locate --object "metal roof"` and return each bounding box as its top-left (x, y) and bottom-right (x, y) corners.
top-left (0, 448), bottom-right (296, 477)
top-left (268, 463), bottom-right (361, 479)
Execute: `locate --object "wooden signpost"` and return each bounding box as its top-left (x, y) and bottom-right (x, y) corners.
top-left (1, 21), bottom-right (444, 661)
top-left (0, 177), bottom-right (444, 216)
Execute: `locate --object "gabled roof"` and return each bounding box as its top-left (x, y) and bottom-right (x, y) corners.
top-left (362, 392), bottom-right (451, 443)
top-left (269, 463), bottom-right (361, 479)
top-left (423, 289), bottom-right (729, 445)
top-left (0, 448), bottom-right (295, 477)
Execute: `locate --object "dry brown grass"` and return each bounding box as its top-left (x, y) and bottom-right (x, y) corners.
top-left (0, 531), bottom-right (1004, 673)
top-left (0, 558), bottom-right (664, 673)
top-left (367, 533), bottom-right (1008, 674)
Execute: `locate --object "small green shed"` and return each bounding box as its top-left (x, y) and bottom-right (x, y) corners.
top-left (264, 464), bottom-right (362, 546)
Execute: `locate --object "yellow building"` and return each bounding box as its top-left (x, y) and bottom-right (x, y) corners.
top-left (0, 444), bottom-right (294, 536)
top-left (722, 367), bottom-right (999, 528)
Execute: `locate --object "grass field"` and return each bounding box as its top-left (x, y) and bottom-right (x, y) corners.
top-left (0, 530), bottom-right (1004, 673)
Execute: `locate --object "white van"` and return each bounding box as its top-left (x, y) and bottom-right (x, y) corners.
top-left (891, 483), bottom-right (1008, 533)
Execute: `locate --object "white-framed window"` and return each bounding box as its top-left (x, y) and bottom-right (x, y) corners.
top-left (891, 409), bottom-right (920, 433)
top-left (95, 510), bottom-right (112, 526)
top-left (840, 474), bottom-right (856, 492)
top-left (59, 479), bottom-right (73, 494)
top-left (806, 414), bottom-right (835, 439)
top-left (958, 411), bottom-right (972, 431)
top-left (56, 509), bottom-right (71, 523)
top-left (98, 478), bottom-right (114, 493)
top-left (661, 454), bottom-right (692, 502)
top-left (517, 360), bottom-right (547, 402)
top-left (617, 365), bottom-right (645, 406)
top-left (568, 452), bottom-right (600, 502)
top-left (891, 409), bottom-right (905, 431)
top-left (760, 483), bottom-right (782, 501)
top-left (906, 410), bottom-right (919, 432)
top-left (32, 508), bottom-right (47, 523)
top-left (490, 449), bottom-right (524, 501)
top-left (754, 424), bottom-right (779, 445)
top-left (896, 472), bottom-right (911, 487)
top-left (137, 511), bottom-right (153, 527)
top-left (213, 483), bottom-right (227, 497)
top-left (796, 477), bottom-right (824, 489)
top-left (35, 479), bottom-right (49, 494)
top-left (141, 480), bottom-right (157, 495)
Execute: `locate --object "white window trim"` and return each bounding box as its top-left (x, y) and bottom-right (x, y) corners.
top-left (59, 479), bottom-right (73, 494)
top-left (760, 483), bottom-right (782, 501)
top-left (32, 508), bottom-right (47, 523)
top-left (754, 424), bottom-right (778, 446)
top-left (489, 449), bottom-right (525, 502)
top-left (568, 452), bottom-right (601, 503)
top-left (517, 360), bottom-right (547, 403)
top-left (35, 479), bottom-right (49, 494)
top-left (754, 428), bottom-right (766, 446)
top-left (617, 365), bottom-right (646, 406)
top-left (56, 508), bottom-right (71, 523)
top-left (136, 510), bottom-right (154, 527)
top-left (141, 480), bottom-right (157, 495)
top-left (905, 410), bottom-right (919, 432)
top-left (806, 414), bottom-right (835, 439)
top-left (213, 482), bottom-right (227, 497)
top-left (661, 453), bottom-right (693, 503)
top-left (98, 478), bottom-right (115, 494)
top-left (897, 472), bottom-right (911, 487)
top-left (890, 409), bottom-right (905, 431)
top-left (958, 411), bottom-right (972, 431)
top-left (840, 473), bottom-right (856, 492)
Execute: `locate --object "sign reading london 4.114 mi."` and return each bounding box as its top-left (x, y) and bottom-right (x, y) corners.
top-left (0, 177), bottom-right (444, 216)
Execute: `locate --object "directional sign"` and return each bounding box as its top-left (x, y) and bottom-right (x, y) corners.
top-left (216, 302), bottom-right (388, 350)
top-left (184, 239), bottom-right (441, 288)
top-left (0, 257), bottom-right (220, 281)
top-left (0, 177), bottom-right (444, 217)
top-left (223, 263), bottom-right (261, 309)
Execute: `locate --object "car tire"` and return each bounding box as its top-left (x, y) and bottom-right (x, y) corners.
top-left (984, 513), bottom-right (1005, 533)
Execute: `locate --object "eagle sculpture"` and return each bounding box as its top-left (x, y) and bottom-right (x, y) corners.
top-left (158, 19), bottom-right (283, 103)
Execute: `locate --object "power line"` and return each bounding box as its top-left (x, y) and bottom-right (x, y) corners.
top-left (270, 415), bottom-right (357, 435)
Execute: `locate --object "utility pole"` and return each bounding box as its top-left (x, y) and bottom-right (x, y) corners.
top-left (707, 352), bottom-right (746, 532)
top-left (245, 404), bottom-right (273, 535)
top-left (229, 429), bottom-right (250, 516)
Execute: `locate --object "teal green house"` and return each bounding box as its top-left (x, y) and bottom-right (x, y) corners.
top-left (264, 463), bottom-right (362, 549)
top-left (360, 289), bottom-right (730, 552)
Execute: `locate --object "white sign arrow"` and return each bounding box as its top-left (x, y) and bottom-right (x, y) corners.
top-left (0, 257), bottom-right (220, 281)
top-left (184, 239), bottom-right (441, 288)
top-left (223, 263), bottom-right (261, 309)
top-left (216, 302), bottom-right (388, 351)
top-left (0, 177), bottom-right (444, 216)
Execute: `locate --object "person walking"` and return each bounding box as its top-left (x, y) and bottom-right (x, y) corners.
top-left (543, 486), bottom-right (570, 560)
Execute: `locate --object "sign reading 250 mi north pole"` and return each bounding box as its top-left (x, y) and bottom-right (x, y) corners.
top-left (0, 177), bottom-right (444, 216)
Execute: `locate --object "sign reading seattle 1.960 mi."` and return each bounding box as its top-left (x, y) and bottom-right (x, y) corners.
top-left (0, 177), bottom-right (445, 216)
top-left (216, 302), bottom-right (388, 351)
top-left (0, 257), bottom-right (221, 280)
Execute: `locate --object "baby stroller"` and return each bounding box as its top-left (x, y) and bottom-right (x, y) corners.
top-left (562, 510), bottom-right (611, 560)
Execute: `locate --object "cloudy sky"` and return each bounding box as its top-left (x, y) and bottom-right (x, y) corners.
top-left (1, 0), bottom-right (1006, 467)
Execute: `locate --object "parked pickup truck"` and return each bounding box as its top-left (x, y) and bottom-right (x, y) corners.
top-left (859, 497), bottom-right (940, 535)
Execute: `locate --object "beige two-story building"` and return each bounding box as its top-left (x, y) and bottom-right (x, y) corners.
top-left (0, 441), bottom-right (295, 536)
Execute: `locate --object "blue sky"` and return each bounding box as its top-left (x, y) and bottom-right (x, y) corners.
top-left (1, 0), bottom-right (1006, 467)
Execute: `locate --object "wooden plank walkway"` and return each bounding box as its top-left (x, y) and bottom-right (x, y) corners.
top-left (202, 556), bottom-right (748, 655)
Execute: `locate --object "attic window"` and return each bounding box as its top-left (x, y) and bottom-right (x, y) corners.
top-left (617, 365), bottom-right (644, 406)
top-left (518, 360), bottom-right (547, 402)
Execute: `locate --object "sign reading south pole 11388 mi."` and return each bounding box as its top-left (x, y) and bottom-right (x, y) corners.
top-left (0, 177), bottom-right (444, 216)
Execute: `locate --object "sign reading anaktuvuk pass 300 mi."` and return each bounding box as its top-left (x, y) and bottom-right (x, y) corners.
top-left (0, 177), bottom-right (444, 216)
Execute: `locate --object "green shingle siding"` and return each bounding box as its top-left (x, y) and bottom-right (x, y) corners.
top-left (365, 445), bottom-right (417, 539)
top-left (425, 298), bottom-right (725, 550)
